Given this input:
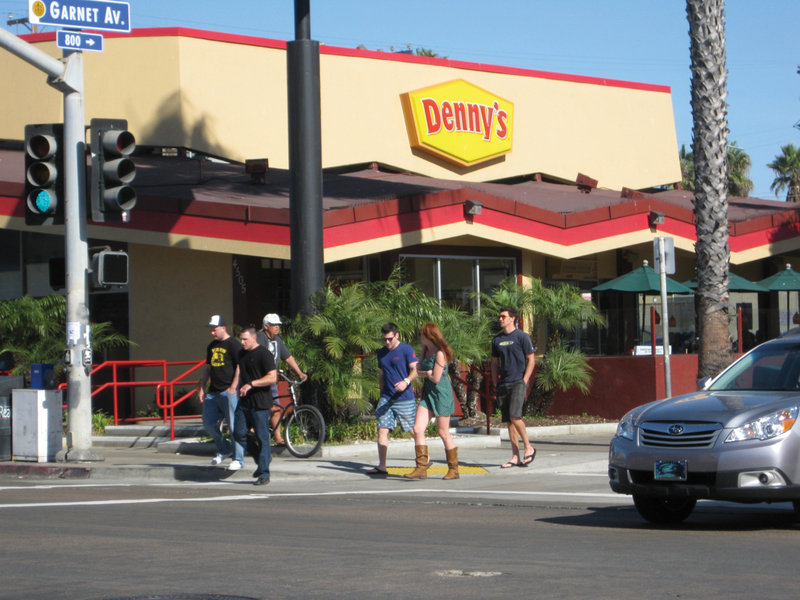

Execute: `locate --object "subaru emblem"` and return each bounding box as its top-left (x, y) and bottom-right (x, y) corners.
top-left (668, 424), bottom-right (684, 435)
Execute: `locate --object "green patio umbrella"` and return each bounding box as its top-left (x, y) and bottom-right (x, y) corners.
top-left (682, 272), bottom-right (768, 293)
top-left (593, 261), bottom-right (692, 345)
top-left (757, 264), bottom-right (800, 291)
top-left (593, 261), bottom-right (693, 294)
top-left (758, 264), bottom-right (800, 331)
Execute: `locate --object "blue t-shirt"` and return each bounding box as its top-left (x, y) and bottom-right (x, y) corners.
top-left (377, 341), bottom-right (417, 401)
top-left (491, 328), bottom-right (535, 383)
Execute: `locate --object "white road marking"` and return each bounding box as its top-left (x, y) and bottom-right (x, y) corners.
top-left (0, 483), bottom-right (134, 491)
top-left (0, 488), bottom-right (627, 509)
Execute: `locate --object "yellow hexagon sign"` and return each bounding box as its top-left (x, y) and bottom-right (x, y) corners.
top-left (401, 79), bottom-right (513, 167)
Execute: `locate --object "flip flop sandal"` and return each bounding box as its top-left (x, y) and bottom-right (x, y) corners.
top-left (520, 449), bottom-right (536, 466)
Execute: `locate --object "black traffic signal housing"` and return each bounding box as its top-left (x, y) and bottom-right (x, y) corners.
top-left (91, 250), bottom-right (129, 287)
top-left (24, 123), bottom-right (64, 225)
top-left (89, 118), bottom-right (137, 223)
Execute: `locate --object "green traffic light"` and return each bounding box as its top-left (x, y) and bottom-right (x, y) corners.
top-left (33, 189), bottom-right (53, 213)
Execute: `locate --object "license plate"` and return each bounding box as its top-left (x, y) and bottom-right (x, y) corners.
top-left (654, 460), bottom-right (687, 481)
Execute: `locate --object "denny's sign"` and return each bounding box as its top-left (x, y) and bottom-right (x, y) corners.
top-left (401, 79), bottom-right (513, 167)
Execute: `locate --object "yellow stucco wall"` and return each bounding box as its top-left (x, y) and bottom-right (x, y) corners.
top-left (0, 30), bottom-right (680, 190)
top-left (128, 243), bottom-right (231, 364)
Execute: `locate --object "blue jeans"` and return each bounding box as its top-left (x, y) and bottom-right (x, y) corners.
top-left (233, 403), bottom-right (271, 478)
top-left (202, 390), bottom-right (242, 460)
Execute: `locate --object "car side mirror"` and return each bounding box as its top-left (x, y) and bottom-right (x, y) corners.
top-left (697, 376), bottom-right (712, 391)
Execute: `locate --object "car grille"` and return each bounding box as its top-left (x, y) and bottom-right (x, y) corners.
top-left (639, 422), bottom-right (722, 448)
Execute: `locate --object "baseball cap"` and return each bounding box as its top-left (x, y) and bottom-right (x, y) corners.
top-left (208, 315), bottom-right (226, 327)
top-left (263, 313), bottom-right (282, 325)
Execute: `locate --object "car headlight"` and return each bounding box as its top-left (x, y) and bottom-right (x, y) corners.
top-left (725, 406), bottom-right (799, 443)
top-left (616, 412), bottom-right (636, 441)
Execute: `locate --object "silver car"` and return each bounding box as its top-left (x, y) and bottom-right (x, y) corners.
top-left (609, 333), bottom-right (800, 523)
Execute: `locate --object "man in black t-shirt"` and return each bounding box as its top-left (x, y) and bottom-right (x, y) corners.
top-left (491, 306), bottom-right (536, 469)
top-left (199, 315), bottom-right (242, 467)
top-left (232, 327), bottom-right (277, 485)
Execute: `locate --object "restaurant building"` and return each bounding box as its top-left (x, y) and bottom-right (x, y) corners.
top-left (1, 27), bottom-right (799, 372)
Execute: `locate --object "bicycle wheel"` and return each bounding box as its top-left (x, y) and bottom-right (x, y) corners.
top-left (284, 405), bottom-right (325, 458)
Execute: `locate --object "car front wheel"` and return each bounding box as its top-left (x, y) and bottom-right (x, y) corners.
top-left (632, 495), bottom-right (697, 524)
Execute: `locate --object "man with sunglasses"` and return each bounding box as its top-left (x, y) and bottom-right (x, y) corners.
top-left (367, 322), bottom-right (418, 475)
top-left (492, 306), bottom-right (536, 469)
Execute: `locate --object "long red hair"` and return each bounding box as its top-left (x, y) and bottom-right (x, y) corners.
top-left (420, 322), bottom-right (454, 363)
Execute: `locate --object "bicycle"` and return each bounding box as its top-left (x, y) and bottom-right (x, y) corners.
top-left (272, 370), bottom-right (326, 458)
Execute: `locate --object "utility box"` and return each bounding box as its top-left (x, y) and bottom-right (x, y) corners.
top-left (11, 389), bottom-right (63, 462)
top-left (0, 377), bottom-right (24, 462)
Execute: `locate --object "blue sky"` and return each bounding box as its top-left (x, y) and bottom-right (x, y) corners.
top-left (3, 1), bottom-right (797, 200)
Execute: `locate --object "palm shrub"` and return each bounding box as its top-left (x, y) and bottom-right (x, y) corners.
top-left (368, 265), bottom-right (491, 417)
top-left (286, 283), bottom-right (386, 416)
top-left (0, 294), bottom-right (132, 383)
top-left (286, 266), bottom-right (492, 422)
top-left (480, 277), bottom-right (605, 416)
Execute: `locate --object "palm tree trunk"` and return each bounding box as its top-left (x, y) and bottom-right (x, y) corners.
top-left (687, 0), bottom-right (732, 380)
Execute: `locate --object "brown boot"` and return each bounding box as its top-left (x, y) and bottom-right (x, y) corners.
top-left (404, 445), bottom-right (429, 479)
top-left (443, 447), bottom-right (459, 480)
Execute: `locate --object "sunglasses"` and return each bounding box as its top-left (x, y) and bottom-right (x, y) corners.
top-left (383, 335), bottom-right (395, 342)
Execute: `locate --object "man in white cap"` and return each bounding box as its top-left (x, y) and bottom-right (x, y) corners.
top-left (198, 315), bottom-right (243, 467)
top-left (256, 313), bottom-right (307, 446)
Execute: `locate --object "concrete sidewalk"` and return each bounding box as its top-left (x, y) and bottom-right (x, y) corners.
top-left (0, 423), bottom-right (616, 483)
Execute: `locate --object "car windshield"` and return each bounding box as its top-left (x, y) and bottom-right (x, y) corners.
top-left (711, 342), bottom-right (800, 391)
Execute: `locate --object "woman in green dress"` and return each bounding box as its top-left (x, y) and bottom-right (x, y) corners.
top-left (404, 322), bottom-right (459, 480)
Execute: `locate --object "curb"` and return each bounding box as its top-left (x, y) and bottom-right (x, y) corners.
top-left (0, 423), bottom-right (617, 482)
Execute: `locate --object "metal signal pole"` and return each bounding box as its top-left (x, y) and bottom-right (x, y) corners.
top-left (287, 0), bottom-right (325, 317)
top-left (0, 29), bottom-right (99, 461)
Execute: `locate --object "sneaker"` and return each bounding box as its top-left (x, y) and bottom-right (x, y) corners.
top-left (210, 453), bottom-right (228, 466)
top-left (227, 460), bottom-right (243, 471)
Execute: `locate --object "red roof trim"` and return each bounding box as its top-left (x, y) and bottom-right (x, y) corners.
top-left (0, 191), bottom-right (788, 254)
top-left (20, 27), bottom-right (669, 94)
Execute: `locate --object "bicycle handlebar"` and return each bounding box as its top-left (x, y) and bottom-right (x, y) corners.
top-left (279, 370), bottom-right (307, 386)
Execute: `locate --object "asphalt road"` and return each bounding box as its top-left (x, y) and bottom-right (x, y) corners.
top-left (1, 439), bottom-right (799, 600)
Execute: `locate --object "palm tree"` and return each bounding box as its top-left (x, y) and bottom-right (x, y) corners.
top-left (727, 141), bottom-right (754, 197)
top-left (768, 143), bottom-right (800, 202)
top-left (687, 0), bottom-right (732, 380)
top-left (415, 48), bottom-right (441, 58)
top-left (679, 141), bottom-right (753, 197)
top-left (680, 144), bottom-right (695, 191)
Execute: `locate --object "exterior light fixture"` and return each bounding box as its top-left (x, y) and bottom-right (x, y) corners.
top-left (648, 210), bottom-right (666, 228)
top-left (464, 200), bottom-right (483, 215)
top-left (245, 158), bottom-right (269, 184)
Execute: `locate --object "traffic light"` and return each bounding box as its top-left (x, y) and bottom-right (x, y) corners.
top-left (91, 250), bottom-right (129, 287)
top-left (89, 118), bottom-right (136, 223)
top-left (24, 123), bottom-right (64, 225)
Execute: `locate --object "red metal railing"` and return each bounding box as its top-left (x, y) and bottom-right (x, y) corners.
top-left (155, 360), bottom-right (206, 440)
top-left (58, 359), bottom-right (205, 440)
top-left (57, 358), bottom-right (497, 440)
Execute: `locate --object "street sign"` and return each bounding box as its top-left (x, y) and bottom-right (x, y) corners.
top-left (29, 0), bottom-right (131, 33)
top-left (653, 236), bottom-right (675, 274)
top-left (57, 30), bottom-right (103, 52)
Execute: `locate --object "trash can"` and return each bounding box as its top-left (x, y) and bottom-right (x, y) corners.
top-left (0, 393), bottom-right (10, 461)
top-left (30, 363), bottom-right (55, 390)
